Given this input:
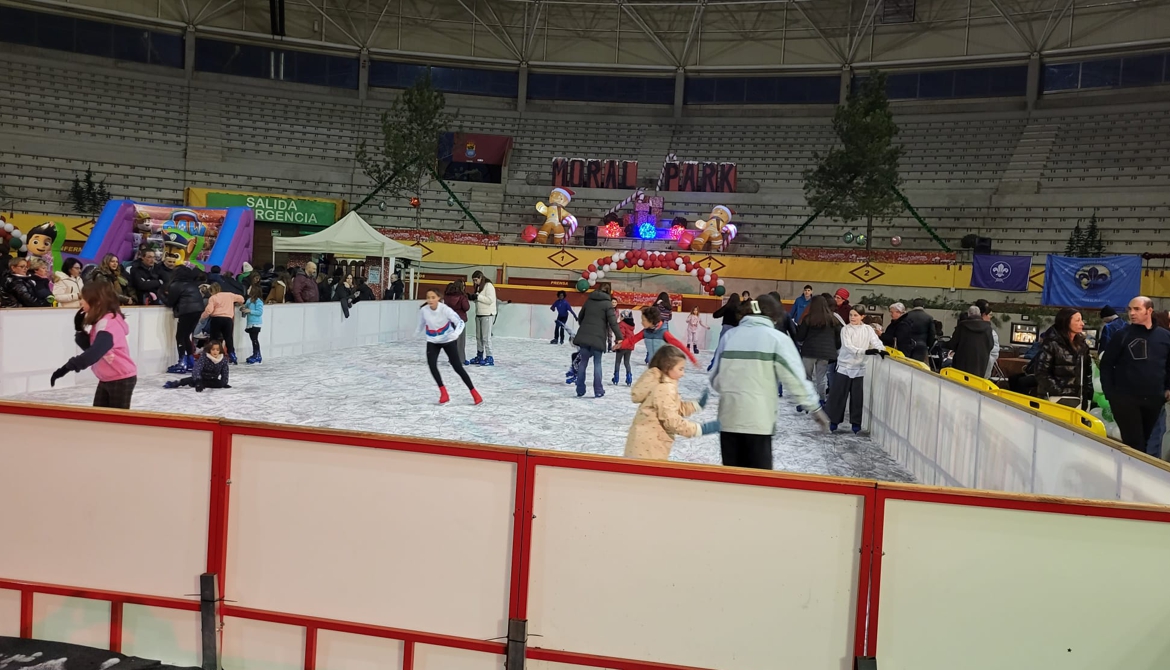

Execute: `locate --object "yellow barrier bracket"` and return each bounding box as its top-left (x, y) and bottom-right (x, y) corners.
top-left (994, 389), bottom-right (1107, 437)
top-left (940, 367), bottom-right (999, 392)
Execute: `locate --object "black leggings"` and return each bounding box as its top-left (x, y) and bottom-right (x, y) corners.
top-left (614, 350), bottom-right (632, 378)
top-left (720, 432), bottom-right (773, 470)
top-left (246, 327), bottom-right (261, 356)
top-left (427, 341), bottom-right (475, 390)
top-left (209, 316), bottom-right (235, 355)
top-left (176, 312), bottom-right (200, 357)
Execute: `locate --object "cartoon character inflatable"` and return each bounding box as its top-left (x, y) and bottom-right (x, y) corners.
top-left (689, 205), bottom-right (737, 252)
top-left (533, 187), bottom-right (578, 245)
top-left (162, 230), bottom-right (198, 268)
top-left (24, 221), bottom-right (65, 272)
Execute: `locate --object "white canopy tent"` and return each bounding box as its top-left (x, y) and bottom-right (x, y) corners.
top-left (273, 211), bottom-right (421, 298)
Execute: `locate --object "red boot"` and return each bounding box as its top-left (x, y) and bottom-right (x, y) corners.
top-left (471, 388), bottom-right (484, 405)
top-left (438, 386), bottom-right (450, 404)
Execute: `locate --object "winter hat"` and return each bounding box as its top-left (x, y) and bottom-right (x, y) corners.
top-left (1100, 306), bottom-right (1117, 319)
top-left (710, 205), bottom-right (733, 223)
top-left (242, 262), bottom-right (254, 273)
top-left (551, 187), bottom-right (574, 203)
top-left (835, 288), bottom-right (850, 301)
top-left (620, 309), bottom-right (634, 321)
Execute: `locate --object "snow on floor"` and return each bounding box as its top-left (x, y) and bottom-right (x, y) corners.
top-left (16, 337), bottom-right (914, 482)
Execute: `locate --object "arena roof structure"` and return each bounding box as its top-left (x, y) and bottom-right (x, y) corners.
top-left (6, 0), bottom-right (1170, 75)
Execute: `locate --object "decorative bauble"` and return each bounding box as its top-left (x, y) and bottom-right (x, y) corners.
top-left (843, 231), bottom-right (854, 243)
top-left (891, 235), bottom-right (902, 247)
top-left (409, 197), bottom-right (420, 208)
top-left (378, 201), bottom-right (386, 211)
top-left (714, 285), bottom-right (726, 296)
top-left (855, 234), bottom-right (867, 246)
top-left (522, 225), bottom-right (539, 243)
top-left (576, 279), bottom-right (590, 292)
top-left (446, 196), bottom-right (455, 206)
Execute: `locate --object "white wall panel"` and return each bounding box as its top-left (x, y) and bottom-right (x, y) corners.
top-left (973, 399), bottom-right (1035, 493)
top-left (876, 499), bottom-right (1170, 670)
top-left (905, 374), bottom-right (942, 486)
top-left (122, 604), bottom-right (202, 668)
top-left (226, 435), bottom-right (516, 641)
top-left (934, 382), bottom-right (980, 488)
top-left (1033, 422), bottom-right (1119, 500)
top-left (527, 466), bottom-right (863, 670)
top-left (316, 630), bottom-right (404, 670)
top-left (0, 589), bottom-right (21, 637)
top-left (32, 595), bottom-right (110, 649)
top-left (222, 617), bottom-right (305, 670)
top-left (413, 645), bottom-right (502, 670)
top-left (0, 414), bottom-right (211, 596)
top-left (1118, 457), bottom-right (1170, 506)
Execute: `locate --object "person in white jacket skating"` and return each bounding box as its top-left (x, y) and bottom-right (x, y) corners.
top-left (827, 305), bottom-right (887, 433)
top-left (469, 270), bottom-right (498, 366)
top-left (418, 289), bottom-right (483, 405)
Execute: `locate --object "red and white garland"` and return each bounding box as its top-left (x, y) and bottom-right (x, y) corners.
top-left (578, 248), bottom-right (726, 295)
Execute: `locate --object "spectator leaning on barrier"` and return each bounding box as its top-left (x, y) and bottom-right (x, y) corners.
top-left (290, 262), bottom-right (319, 303)
top-left (53, 258), bottom-right (85, 309)
top-left (902, 298), bottom-right (936, 362)
top-left (1100, 296), bottom-right (1170, 452)
top-left (128, 250), bottom-right (164, 305)
top-left (1, 257), bottom-right (45, 308)
top-left (880, 302), bottom-right (909, 355)
top-left (948, 305), bottom-right (995, 377)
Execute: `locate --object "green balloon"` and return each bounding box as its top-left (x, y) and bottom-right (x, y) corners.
top-left (576, 278), bottom-right (590, 292)
top-left (714, 285), bottom-right (726, 296)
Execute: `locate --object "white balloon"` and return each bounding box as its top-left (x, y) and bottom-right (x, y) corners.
top-left (690, 269), bottom-right (698, 276)
top-left (611, 253), bottom-right (620, 262)
top-left (588, 278), bottom-right (597, 287)
top-left (588, 272), bottom-right (597, 280)
top-left (637, 260), bottom-right (645, 267)
top-left (597, 270), bottom-right (605, 279)
top-left (2, 223), bottom-right (11, 232)
top-left (717, 279), bottom-right (725, 286)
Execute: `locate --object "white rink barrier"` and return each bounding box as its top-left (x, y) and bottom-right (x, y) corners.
top-left (863, 355), bottom-right (1170, 505)
top-left (0, 301), bottom-right (717, 396)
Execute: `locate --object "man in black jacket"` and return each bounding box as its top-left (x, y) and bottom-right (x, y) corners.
top-left (1100, 296), bottom-right (1170, 451)
top-left (572, 282), bottom-right (624, 398)
top-left (902, 298), bottom-right (936, 362)
top-left (128, 250), bottom-right (164, 305)
top-left (948, 306), bottom-right (994, 376)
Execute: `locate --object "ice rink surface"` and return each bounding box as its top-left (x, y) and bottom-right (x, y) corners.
top-left (17, 337), bottom-right (914, 482)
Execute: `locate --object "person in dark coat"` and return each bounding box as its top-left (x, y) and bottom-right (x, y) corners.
top-left (833, 288), bottom-right (852, 323)
top-left (444, 279), bottom-right (471, 364)
top-left (164, 265), bottom-right (208, 373)
top-left (259, 263), bottom-right (277, 299)
top-left (353, 276), bottom-right (376, 303)
top-left (948, 305), bottom-right (995, 376)
top-left (880, 302), bottom-right (911, 355)
top-left (128, 251), bottom-right (165, 305)
top-left (208, 265), bottom-right (247, 297)
top-left (572, 282), bottom-right (624, 398)
top-left (1100, 296), bottom-right (1170, 452)
top-left (901, 298), bottom-right (936, 362)
top-left (796, 294), bottom-right (842, 404)
top-left (1, 257), bottom-right (46, 307)
top-left (290, 263), bottom-right (319, 303)
top-left (767, 291), bottom-right (799, 340)
top-left (1034, 307), bottom-right (1092, 409)
top-left (388, 274), bottom-right (405, 300)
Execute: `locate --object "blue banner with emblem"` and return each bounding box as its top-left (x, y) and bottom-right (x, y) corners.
top-left (1041, 254), bottom-right (1142, 310)
top-left (971, 254), bottom-right (1031, 292)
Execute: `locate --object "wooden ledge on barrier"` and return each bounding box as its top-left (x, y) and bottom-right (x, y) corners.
top-left (939, 367), bottom-right (998, 392)
top-left (0, 399), bottom-right (220, 431)
top-left (993, 389), bottom-right (1107, 437)
top-left (876, 480), bottom-right (1170, 518)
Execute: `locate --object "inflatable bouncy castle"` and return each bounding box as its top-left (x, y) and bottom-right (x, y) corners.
top-left (78, 200), bottom-right (254, 273)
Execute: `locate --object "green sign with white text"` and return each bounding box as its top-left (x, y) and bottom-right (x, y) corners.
top-left (206, 193), bottom-right (338, 227)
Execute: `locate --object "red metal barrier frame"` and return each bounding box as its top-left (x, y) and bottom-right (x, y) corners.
top-left (0, 579), bottom-right (202, 612)
top-left (221, 604), bottom-right (506, 656)
top-left (864, 484), bottom-right (1170, 655)
top-left (528, 647), bottom-right (716, 670)
top-left (0, 401), bottom-right (218, 433)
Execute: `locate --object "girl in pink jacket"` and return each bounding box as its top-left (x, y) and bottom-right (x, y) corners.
top-left (202, 283), bottom-right (244, 364)
top-left (50, 281), bottom-right (138, 409)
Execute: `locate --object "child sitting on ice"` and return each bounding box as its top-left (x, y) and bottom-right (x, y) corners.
top-left (164, 340), bottom-right (230, 391)
top-left (624, 346), bottom-right (719, 461)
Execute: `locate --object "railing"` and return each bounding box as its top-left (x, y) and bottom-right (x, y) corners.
top-left (865, 353), bottom-right (1170, 504)
top-left (5, 400), bottom-right (1170, 669)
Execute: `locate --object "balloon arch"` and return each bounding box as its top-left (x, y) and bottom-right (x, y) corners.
top-left (576, 248), bottom-right (726, 296)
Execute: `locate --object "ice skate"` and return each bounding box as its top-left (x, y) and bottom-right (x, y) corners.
top-left (852, 424), bottom-right (862, 434)
top-left (625, 372), bottom-right (632, 386)
top-left (471, 389), bottom-right (484, 405)
top-left (229, 352), bottom-right (238, 365)
top-left (166, 361), bottom-right (188, 374)
top-left (482, 356), bottom-right (495, 366)
top-left (469, 353), bottom-right (483, 365)
top-left (438, 386), bottom-right (450, 404)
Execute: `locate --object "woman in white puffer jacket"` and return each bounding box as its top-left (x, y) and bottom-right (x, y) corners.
top-left (52, 258), bottom-right (85, 308)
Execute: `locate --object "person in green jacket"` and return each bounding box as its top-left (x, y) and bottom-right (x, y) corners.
top-left (710, 294), bottom-right (829, 470)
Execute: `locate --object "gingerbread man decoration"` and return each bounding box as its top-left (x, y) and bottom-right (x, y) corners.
top-left (534, 187), bottom-right (578, 245)
top-left (689, 205), bottom-right (737, 252)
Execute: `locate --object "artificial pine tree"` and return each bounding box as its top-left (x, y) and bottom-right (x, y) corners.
top-left (1084, 212), bottom-right (1105, 257)
top-left (1065, 221), bottom-right (1085, 257)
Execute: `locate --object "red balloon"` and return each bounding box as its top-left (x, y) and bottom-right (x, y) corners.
top-left (684, 263), bottom-right (693, 273)
top-left (581, 271), bottom-right (589, 279)
top-left (710, 273), bottom-right (719, 282)
top-left (588, 264), bottom-right (597, 273)
top-left (682, 256), bottom-right (691, 264)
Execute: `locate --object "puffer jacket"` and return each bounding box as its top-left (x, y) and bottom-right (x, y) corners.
top-left (290, 270), bottom-right (319, 303)
top-left (53, 271), bottom-right (84, 308)
top-left (444, 287), bottom-right (470, 322)
top-left (128, 259), bottom-right (164, 304)
top-left (1035, 330), bottom-right (1092, 403)
top-left (711, 315), bottom-right (819, 435)
top-left (623, 367), bottom-right (701, 460)
top-left (902, 307), bottom-right (936, 359)
top-left (573, 290), bottom-right (622, 351)
top-left (166, 268), bottom-right (206, 316)
top-left (1, 273), bottom-right (44, 307)
top-left (796, 320), bottom-right (842, 361)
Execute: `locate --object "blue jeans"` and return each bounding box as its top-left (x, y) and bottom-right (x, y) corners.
top-left (575, 345), bottom-right (605, 396)
top-left (1147, 405), bottom-right (1167, 458)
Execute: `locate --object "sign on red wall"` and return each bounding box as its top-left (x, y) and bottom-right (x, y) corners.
top-left (659, 161), bottom-right (737, 193)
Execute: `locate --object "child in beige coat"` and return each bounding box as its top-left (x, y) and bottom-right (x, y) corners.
top-left (623, 346), bottom-right (720, 460)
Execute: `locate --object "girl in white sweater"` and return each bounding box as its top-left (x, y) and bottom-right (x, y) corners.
top-left (418, 289), bottom-right (483, 405)
top-left (826, 305), bottom-right (885, 433)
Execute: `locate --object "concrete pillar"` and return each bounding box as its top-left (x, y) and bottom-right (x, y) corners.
top-left (359, 49), bottom-right (370, 101)
top-left (839, 66), bottom-right (852, 105)
top-left (517, 63), bottom-right (528, 113)
top-left (673, 67), bottom-right (685, 118)
top-left (184, 27), bottom-right (196, 79)
top-left (1026, 53), bottom-right (1041, 110)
